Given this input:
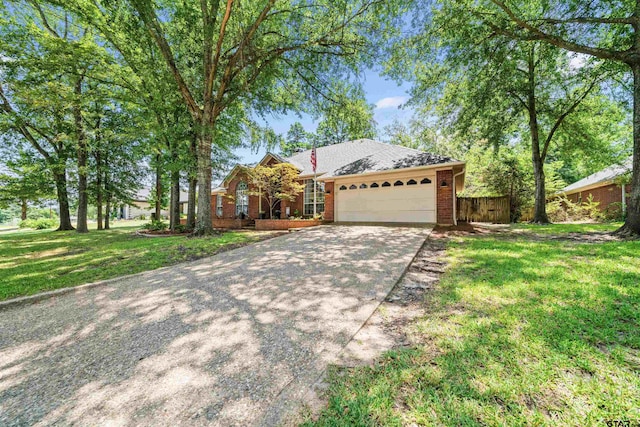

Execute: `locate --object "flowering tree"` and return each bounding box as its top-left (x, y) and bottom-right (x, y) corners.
top-left (247, 163), bottom-right (304, 219)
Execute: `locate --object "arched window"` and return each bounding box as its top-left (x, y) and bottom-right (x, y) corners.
top-left (360, 183), bottom-right (368, 189)
top-left (394, 180), bottom-right (404, 186)
top-left (236, 181), bottom-right (248, 216)
top-left (381, 181), bottom-right (391, 187)
top-left (339, 185), bottom-right (347, 190)
top-left (349, 184), bottom-right (357, 190)
top-left (370, 183), bottom-right (379, 188)
top-left (420, 178), bottom-right (432, 184)
top-left (407, 179), bottom-right (417, 185)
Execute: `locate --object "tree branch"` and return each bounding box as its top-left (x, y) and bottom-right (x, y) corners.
top-left (489, 0), bottom-right (626, 62)
top-left (541, 74), bottom-right (602, 162)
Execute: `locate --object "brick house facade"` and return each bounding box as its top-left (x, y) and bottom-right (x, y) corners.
top-left (211, 140), bottom-right (465, 226)
top-left (559, 158), bottom-right (632, 216)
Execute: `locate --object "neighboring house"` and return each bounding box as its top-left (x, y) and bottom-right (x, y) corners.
top-left (558, 157), bottom-right (632, 213)
top-left (212, 139), bottom-right (466, 225)
top-left (120, 187), bottom-right (189, 220)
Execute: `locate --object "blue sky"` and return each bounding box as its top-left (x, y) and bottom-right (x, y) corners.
top-left (235, 70), bottom-right (415, 164)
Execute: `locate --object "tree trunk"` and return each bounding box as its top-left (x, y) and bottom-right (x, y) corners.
top-left (53, 170), bottom-right (74, 231)
top-left (170, 171), bottom-right (181, 230)
top-left (186, 132), bottom-right (197, 230)
top-left (194, 119), bottom-right (214, 235)
top-left (104, 153), bottom-right (110, 230)
top-left (20, 199), bottom-right (27, 221)
top-left (155, 154), bottom-right (162, 221)
top-left (95, 151), bottom-right (103, 230)
top-left (75, 77), bottom-right (88, 233)
top-left (527, 47), bottom-right (550, 224)
top-left (617, 62), bottom-right (640, 236)
top-left (187, 177), bottom-right (197, 230)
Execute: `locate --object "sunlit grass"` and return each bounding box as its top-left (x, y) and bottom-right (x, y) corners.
top-left (0, 223), bottom-right (267, 301)
top-left (306, 224), bottom-right (640, 426)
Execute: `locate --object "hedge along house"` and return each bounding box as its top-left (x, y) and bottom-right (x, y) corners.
top-left (211, 139), bottom-right (466, 226)
top-left (558, 157), bottom-right (632, 216)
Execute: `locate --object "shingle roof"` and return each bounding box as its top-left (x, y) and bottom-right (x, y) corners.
top-left (561, 157), bottom-right (632, 194)
top-left (284, 139), bottom-right (459, 178)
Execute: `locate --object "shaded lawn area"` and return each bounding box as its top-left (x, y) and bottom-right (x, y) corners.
top-left (512, 222), bottom-right (623, 234)
top-left (0, 223), bottom-right (270, 301)
top-left (306, 224), bottom-right (640, 426)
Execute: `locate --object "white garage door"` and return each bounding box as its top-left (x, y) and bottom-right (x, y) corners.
top-left (335, 176), bottom-right (436, 223)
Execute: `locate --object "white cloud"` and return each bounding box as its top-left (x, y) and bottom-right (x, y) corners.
top-left (375, 96), bottom-right (408, 110)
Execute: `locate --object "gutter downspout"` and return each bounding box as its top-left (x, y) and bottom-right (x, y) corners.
top-left (452, 168), bottom-right (466, 226)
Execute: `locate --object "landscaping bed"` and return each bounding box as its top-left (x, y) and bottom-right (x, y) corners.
top-left (255, 218), bottom-right (322, 230)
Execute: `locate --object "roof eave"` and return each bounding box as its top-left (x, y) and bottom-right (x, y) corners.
top-left (317, 161), bottom-right (466, 181)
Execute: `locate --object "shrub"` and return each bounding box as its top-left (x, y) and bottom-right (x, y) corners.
top-left (20, 218), bottom-right (57, 229)
top-left (547, 195), bottom-right (603, 222)
top-left (174, 224), bottom-right (188, 233)
top-left (141, 220), bottom-right (168, 231)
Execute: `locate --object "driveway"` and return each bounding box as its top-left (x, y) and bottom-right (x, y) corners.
top-left (0, 225), bottom-right (431, 426)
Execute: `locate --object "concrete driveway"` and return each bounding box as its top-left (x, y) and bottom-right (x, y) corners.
top-left (0, 225), bottom-right (430, 426)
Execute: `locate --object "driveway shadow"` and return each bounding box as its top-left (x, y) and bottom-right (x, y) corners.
top-left (0, 225), bottom-right (430, 426)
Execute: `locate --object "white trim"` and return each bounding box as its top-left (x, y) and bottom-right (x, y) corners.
top-left (453, 168), bottom-right (466, 225)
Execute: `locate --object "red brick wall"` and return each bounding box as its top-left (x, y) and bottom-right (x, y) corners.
top-left (324, 181), bottom-right (334, 221)
top-left (214, 170), bottom-right (306, 220)
top-left (566, 183), bottom-right (631, 213)
top-left (255, 219), bottom-right (320, 230)
top-left (437, 170), bottom-right (454, 225)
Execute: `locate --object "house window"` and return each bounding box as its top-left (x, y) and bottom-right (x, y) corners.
top-left (407, 179), bottom-right (417, 185)
top-left (394, 180), bottom-right (404, 186)
top-left (360, 183), bottom-right (368, 189)
top-left (349, 184), bottom-right (357, 189)
top-left (303, 179), bottom-right (324, 215)
top-left (236, 181), bottom-right (248, 216)
top-left (339, 185), bottom-right (347, 190)
top-left (371, 183), bottom-right (379, 188)
top-left (381, 181), bottom-right (391, 187)
top-left (216, 194), bottom-right (223, 217)
top-left (420, 178), bottom-right (432, 184)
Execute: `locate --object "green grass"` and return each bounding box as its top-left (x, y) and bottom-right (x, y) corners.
top-left (0, 222), bottom-right (268, 301)
top-left (512, 222), bottom-right (623, 234)
top-left (306, 224), bottom-right (640, 426)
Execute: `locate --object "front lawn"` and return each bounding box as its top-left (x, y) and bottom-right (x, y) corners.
top-left (307, 224), bottom-right (640, 426)
top-left (0, 223), bottom-right (271, 301)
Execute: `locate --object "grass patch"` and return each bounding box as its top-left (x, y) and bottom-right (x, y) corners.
top-left (512, 222), bottom-right (623, 234)
top-left (0, 222), bottom-right (270, 301)
top-left (306, 224), bottom-right (640, 426)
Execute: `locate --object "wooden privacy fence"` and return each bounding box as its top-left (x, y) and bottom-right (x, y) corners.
top-left (457, 196), bottom-right (511, 224)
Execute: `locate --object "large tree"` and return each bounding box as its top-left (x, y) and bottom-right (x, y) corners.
top-left (61, 0), bottom-right (393, 234)
top-left (469, 0), bottom-right (640, 234)
top-left (388, 2), bottom-right (613, 223)
top-left (312, 82), bottom-right (377, 147)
